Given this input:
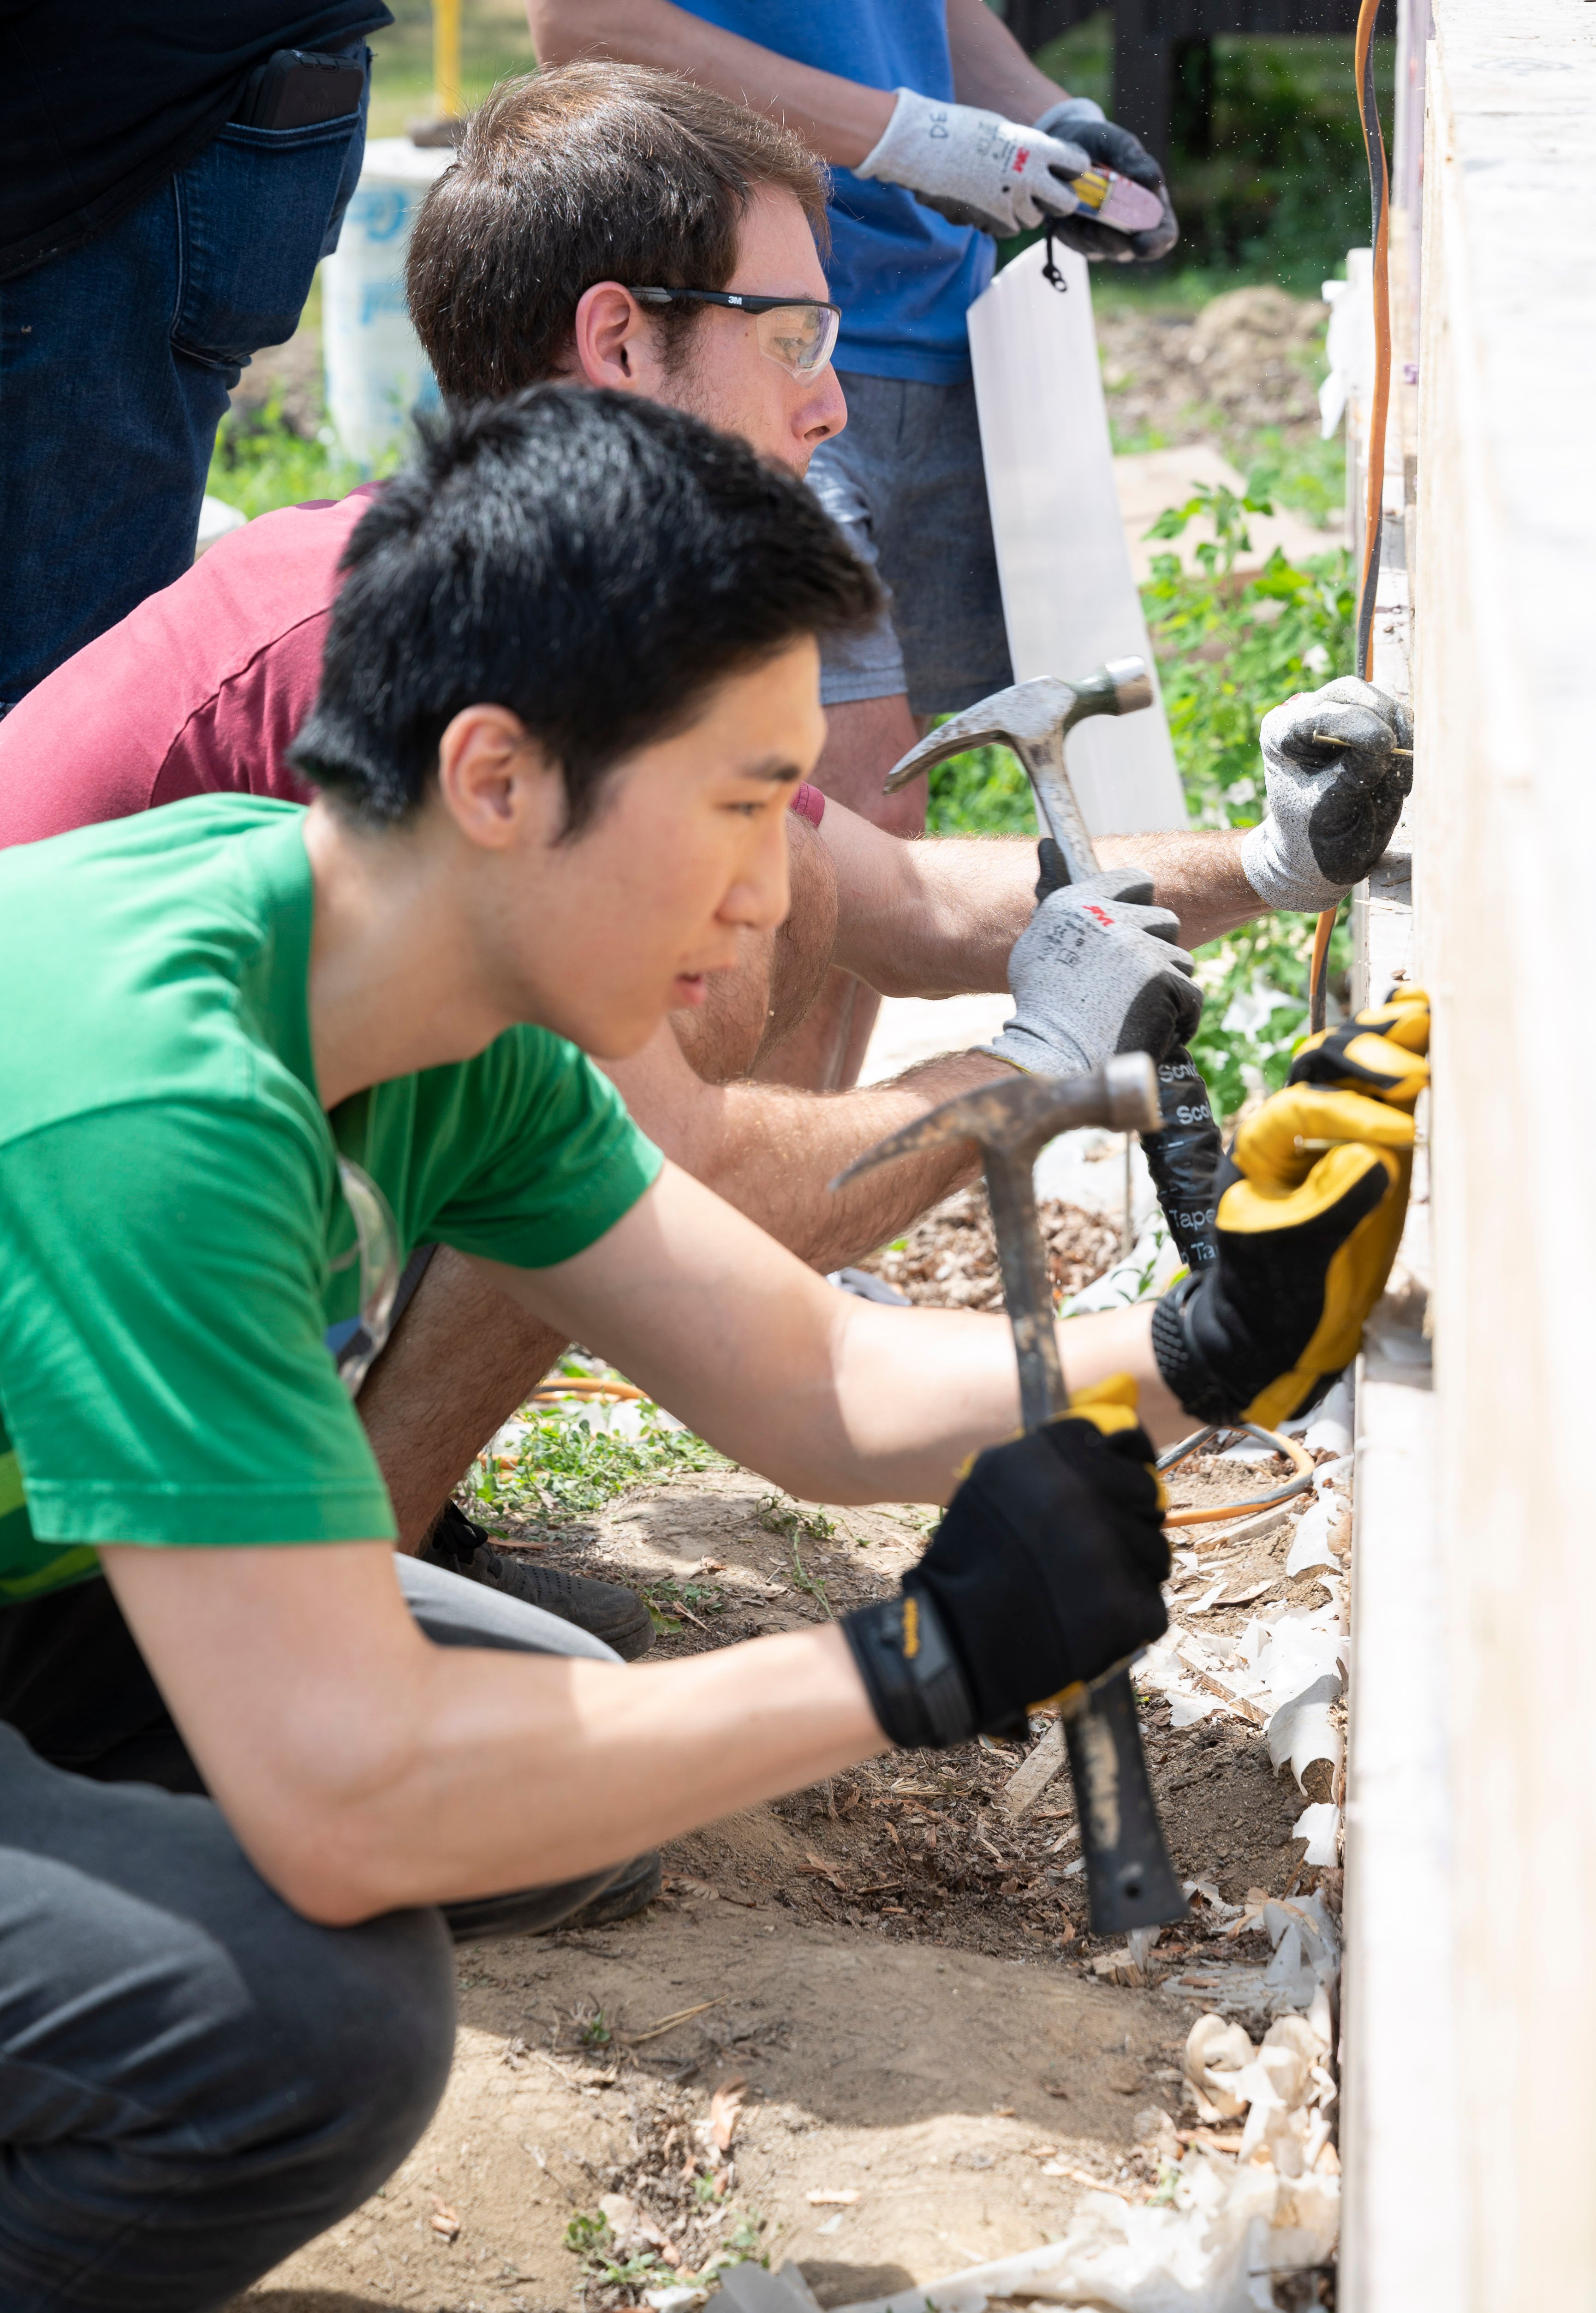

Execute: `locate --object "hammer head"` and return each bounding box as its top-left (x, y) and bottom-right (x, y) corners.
top-left (882, 660), bottom-right (1154, 795)
top-left (830, 1056), bottom-right (1162, 1193)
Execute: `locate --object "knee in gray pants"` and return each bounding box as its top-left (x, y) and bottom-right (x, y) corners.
top-left (0, 1725), bottom-right (456, 2312)
top-left (395, 1553), bottom-right (649, 1940)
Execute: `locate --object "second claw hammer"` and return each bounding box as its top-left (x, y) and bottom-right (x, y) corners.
top-left (883, 661), bottom-right (1223, 1274)
top-left (834, 1058), bottom-right (1189, 1937)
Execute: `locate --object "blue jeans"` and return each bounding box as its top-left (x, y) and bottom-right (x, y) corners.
top-left (0, 55), bottom-right (369, 711)
top-left (0, 1557), bottom-right (631, 2308)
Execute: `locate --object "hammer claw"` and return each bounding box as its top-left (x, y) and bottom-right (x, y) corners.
top-left (828, 1059), bottom-right (1162, 1195)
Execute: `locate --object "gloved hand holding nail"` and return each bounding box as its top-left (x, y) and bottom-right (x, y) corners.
top-left (1241, 676), bottom-right (1414, 915)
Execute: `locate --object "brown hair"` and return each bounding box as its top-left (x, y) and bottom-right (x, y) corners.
top-left (406, 64), bottom-right (830, 403)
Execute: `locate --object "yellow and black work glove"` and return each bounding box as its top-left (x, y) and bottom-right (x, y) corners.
top-left (1151, 990), bottom-right (1430, 1432)
top-left (840, 1381), bottom-right (1171, 1750)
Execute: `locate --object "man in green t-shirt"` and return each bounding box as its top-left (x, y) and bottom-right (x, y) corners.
top-left (0, 389), bottom-right (1419, 2305)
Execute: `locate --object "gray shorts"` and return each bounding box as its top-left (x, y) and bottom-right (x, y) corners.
top-left (810, 370), bottom-right (1014, 717)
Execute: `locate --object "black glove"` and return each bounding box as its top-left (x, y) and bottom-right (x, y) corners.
top-left (842, 1407), bottom-right (1170, 1750)
top-left (1033, 101), bottom-right (1179, 264)
top-left (1151, 992), bottom-right (1429, 1430)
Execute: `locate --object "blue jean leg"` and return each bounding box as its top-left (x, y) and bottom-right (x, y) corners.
top-left (0, 70), bottom-right (367, 710)
top-left (0, 1723), bottom-right (456, 2313)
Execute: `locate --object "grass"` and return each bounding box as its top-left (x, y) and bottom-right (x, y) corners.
top-left (470, 1390), bottom-right (729, 1525)
top-left (365, 0), bottom-right (533, 135)
top-left (205, 397), bottom-right (369, 519)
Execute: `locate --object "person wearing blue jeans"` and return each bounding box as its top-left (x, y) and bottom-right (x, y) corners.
top-left (529, 0), bottom-right (1177, 1087)
top-left (0, 5), bottom-right (391, 712)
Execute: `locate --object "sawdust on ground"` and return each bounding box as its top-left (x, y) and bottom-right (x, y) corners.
top-left (853, 1185), bottom-right (1120, 1312)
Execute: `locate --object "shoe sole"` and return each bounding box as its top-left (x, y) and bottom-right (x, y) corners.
top-left (546, 1851), bottom-right (663, 1931)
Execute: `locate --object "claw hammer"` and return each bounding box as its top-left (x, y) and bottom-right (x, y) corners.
top-left (883, 662), bottom-right (1222, 1272)
top-left (834, 1060), bottom-right (1188, 1937)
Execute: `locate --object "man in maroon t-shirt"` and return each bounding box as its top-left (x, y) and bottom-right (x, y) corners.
top-left (0, 66), bottom-right (1407, 1661)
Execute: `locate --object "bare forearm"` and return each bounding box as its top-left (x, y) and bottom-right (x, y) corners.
top-left (1096, 829), bottom-right (1263, 948)
top-left (664, 1054), bottom-right (1011, 1266)
top-left (826, 814), bottom-right (1266, 993)
top-left (945, 0), bottom-right (1065, 117)
top-left (103, 1543), bottom-right (884, 1922)
top-left (826, 817), bottom-right (1036, 997)
top-left (609, 1026), bottom-right (1003, 1268)
top-left (500, 1168), bottom-right (1192, 1507)
top-left (359, 1624), bottom-right (884, 1912)
top-left (526, 0), bottom-right (893, 164)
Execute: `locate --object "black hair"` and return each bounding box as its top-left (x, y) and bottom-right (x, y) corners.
top-left (290, 388), bottom-right (880, 830)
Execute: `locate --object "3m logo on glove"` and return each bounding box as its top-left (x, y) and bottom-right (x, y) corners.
top-left (1082, 904), bottom-right (1116, 930)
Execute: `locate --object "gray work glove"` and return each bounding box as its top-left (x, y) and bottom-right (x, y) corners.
top-left (1032, 99), bottom-right (1179, 262)
top-left (981, 870), bottom-right (1203, 1077)
top-left (856, 88), bottom-right (1091, 239)
top-left (1240, 677), bottom-right (1414, 914)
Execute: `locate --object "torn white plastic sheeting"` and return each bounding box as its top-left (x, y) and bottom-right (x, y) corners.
top-left (1286, 1456), bottom-right (1353, 1579)
top-left (1164, 1895), bottom-right (1339, 2025)
top-left (1141, 1585), bottom-right (1348, 1730)
top-left (1266, 1672), bottom-right (1341, 1796)
top-left (966, 238), bottom-right (1185, 835)
top-left (1293, 1801), bottom-right (1341, 1868)
top-left (831, 2153), bottom-right (1337, 2313)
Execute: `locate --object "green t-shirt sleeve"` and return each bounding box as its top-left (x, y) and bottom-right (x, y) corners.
top-left (408, 1029), bottom-right (664, 1271)
top-left (0, 1103), bottom-right (395, 1550)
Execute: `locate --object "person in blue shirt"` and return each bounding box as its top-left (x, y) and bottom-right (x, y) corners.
top-left (528, 0), bottom-right (1176, 1085)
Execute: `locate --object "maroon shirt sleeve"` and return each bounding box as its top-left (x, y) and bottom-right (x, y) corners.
top-left (0, 487), bottom-right (381, 847)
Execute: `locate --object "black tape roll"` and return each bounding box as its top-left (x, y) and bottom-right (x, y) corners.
top-left (1033, 839), bottom-right (1221, 1272)
top-left (1141, 1049), bottom-right (1221, 1272)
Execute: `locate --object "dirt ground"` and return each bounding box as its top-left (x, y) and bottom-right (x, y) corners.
top-left (1096, 284), bottom-right (1326, 452)
top-left (234, 1403), bottom-right (1338, 2313)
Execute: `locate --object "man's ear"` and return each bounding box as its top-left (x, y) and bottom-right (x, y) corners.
top-left (436, 705), bottom-right (563, 852)
top-left (569, 281), bottom-right (657, 393)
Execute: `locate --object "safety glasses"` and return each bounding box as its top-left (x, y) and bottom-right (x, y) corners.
top-left (627, 287), bottom-right (841, 377)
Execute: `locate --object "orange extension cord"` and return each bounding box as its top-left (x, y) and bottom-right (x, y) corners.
top-left (1309, 0), bottom-right (1393, 1034)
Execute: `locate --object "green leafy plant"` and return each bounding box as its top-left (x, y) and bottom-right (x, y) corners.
top-left (642, 1577), bottom-right (729, 1636)
top-left (1144, 477), bottom-right (1275, 579)
top-left (205, 397), bottom-right (386, 522)
top-left (473, 1399), bottom-right (729, 1523)
top-left (756, 1495), bottom-right (835, 1546)
top-left (564, 2212), bottom-right (611, 2259)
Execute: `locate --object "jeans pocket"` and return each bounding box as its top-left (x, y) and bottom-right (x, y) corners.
top-left (172, 107), bottom-right (368, 370)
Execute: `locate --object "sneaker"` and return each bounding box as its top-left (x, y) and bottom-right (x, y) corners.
top-left (423, 1500), bottom-right (655, 1661)
top-left (548, 1850), bottom-right (664, 1932)
top-left (827, 1266), bottom-right (911, 1305)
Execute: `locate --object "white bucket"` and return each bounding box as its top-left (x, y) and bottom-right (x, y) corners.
top-left (322, 137), bottom-right (454, 471)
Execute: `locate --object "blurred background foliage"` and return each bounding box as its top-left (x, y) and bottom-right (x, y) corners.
top-left (1029, 10), bottom-right (1394, 292)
